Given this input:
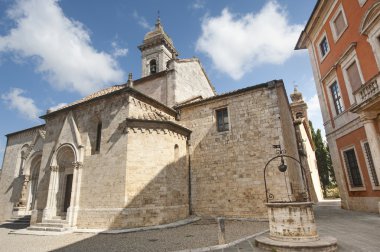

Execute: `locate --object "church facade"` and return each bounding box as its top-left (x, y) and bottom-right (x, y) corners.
top-left (0, 19), bottom-right (322, 230)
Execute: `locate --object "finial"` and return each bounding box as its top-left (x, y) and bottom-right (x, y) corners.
top-left (127, 73), bottom-right (133, 88)
top-left (294, 84), bottom-right (298, 92)
top-left (155, 10), bottom-right (161, 28)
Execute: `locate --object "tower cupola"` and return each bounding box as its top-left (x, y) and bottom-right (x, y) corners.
top-left (138, 17), bottom-right (178, 77)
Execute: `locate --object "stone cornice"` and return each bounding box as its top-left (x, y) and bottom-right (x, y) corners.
top-left (123, 118), bottom-right (191, 137)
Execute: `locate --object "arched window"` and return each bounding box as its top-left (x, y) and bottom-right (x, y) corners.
top-left (95, 122), bottom-right (102, 152)
top-left (149, 59), bottom-right (157, 74)
top-left (174, 144), bottom-right (179, 161)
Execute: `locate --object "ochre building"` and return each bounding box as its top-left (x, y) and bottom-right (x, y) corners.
top-left (296, 0), bottom-right (380, 213)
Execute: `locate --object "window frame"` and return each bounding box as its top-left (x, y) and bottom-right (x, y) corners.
top-left (317, 32), bottom-right (330, 61)
top-left (215, 107), bottom-right (230, 133)
top-left (358, 0), bottom-right (367, 7)
top-left (361, 141), bottom-right (380, 190)
top-left (341, 145), bottom-right (366, 191)
top-left (329, 4), bottom-right (348, 42)
top-left (327, 79), bottom-right (344, 117)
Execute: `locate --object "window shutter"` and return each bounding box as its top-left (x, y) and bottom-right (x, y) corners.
top-left (334, 11), bottom-right (346, 36)
top-left (346, 61), bottom-right (362, 92)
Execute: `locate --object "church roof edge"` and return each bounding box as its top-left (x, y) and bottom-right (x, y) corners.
top-left (6, 124), bottom-right (46, 138)
top-left (40, 85), bottom-right (177, 119)
top-left (176, 80), bottom-right (283, 108)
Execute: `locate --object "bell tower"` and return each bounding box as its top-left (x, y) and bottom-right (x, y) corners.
top-left (138, 17), bottom-right (178, 78)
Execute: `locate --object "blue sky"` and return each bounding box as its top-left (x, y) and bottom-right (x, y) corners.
top-left (0, 0), bottom-right (320, 165)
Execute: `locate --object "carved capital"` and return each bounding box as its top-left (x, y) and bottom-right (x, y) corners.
top-left (50, 165), bottom-right (59, 172)
top-left (73, 162), bottom-right (83, 170)
top-left (360, 111), bottom-right (379, 122)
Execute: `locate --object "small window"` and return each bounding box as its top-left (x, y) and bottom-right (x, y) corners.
top-left (346, 60), bottom-right (362, 92)
top-left (216, 108), bottom-right (229, 132)
top-left (330, 81), bottom-right (344, 115)
top-left (319, 36), bottom-right (329, 58)
top-left (343, 149), bottom-right (363, 187)
top-left (363, 142), bottom-right (379, 187)
top-left (150, 59), bottom-right (157, 74)
top-left (95, 122), bottom-right (102, 152)
top-left (174, 144), bottom-right (179, 161)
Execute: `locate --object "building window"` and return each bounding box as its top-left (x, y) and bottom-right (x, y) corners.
top-left (363, 142), bottom-right (379, 187)
top-left (330, 81), bottom-right (344, 115)
top-left (319, 36), bottom-right (329, 58)
top-left (330, 6), bottom-right (348, 40)
top-left (149, 59), bottom-right (157, 74)
top-left (346, 60), bottom-right (362, 92)
top-left (95, 122), bottom-right (102, 152)
top-left (216, 107), bottom-right (229, 132)
top-left (343, 149), bottom-right (363, 187)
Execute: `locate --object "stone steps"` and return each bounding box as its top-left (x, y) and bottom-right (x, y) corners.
top-left (27, 226), bottom-right (70, 232)
top-left (27, 217), bottom-right (71, 232)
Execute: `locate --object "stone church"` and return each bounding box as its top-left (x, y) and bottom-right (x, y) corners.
top-left (0, 19), bottom-right (322, 231)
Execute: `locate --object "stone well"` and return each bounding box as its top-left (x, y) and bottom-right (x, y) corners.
top-left (267, 202), bottom-right (318, 241)
top-left (255, 202), bottom-right (337, 251)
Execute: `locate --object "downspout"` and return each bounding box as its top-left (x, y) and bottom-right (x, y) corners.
top-left (186, 138), bottom-right (192, 215)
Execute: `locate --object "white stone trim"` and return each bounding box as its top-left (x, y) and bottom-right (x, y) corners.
top-left (360, 140), bottom-right (380, 190)
top-left (365, 16), bottom-right (380, 70)
top-left (325, 75), bottom-right (344, 118)
top-left (358, 0), bottom-right (368, 7)
top-left (317, 31), bottom-right (331, 62)
top-left (329, 4), bottom-right (348, 42)
top-left (340, 145), bottom-right (366, 191)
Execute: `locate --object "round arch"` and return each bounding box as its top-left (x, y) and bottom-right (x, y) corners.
top-left (50, 143), bottom-right (78, 167)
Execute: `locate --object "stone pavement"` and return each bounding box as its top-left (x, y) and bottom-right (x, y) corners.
top-left (210, 199), bottom-right (380, 252)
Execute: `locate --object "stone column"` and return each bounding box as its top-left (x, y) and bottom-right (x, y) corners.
top-left (43, 165), bottom-right (59, 220)
top-left (16, 175), bottom-right (30, 208)
top-left (361, 112), bottom-right (380, 184)
top-left (67, 162), bottom-right (83, 227)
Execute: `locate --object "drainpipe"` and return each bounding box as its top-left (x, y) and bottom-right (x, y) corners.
top-left (186, 138), bottom-right (192, 215)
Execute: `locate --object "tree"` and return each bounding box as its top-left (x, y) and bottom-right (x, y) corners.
top-left (309, 121), bottom-right (336, 198)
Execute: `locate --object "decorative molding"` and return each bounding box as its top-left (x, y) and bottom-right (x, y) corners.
top-left (122, 118), bottom-right (191, 138)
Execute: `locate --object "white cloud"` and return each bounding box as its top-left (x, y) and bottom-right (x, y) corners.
top-left (0, 0), bottom-right (124, 95)
top-left (133, 11), bottom-right (151, 30)
top-left (48, 102), bottom-right (67, 112)
top-left (1, 88), bottom-right (41, 120)
top-left (192, 0), bottom-right (206, 10)
top-left (111, 41), bottom-right (128, 58)
top-left (196, 1), bottom-right (303, 80)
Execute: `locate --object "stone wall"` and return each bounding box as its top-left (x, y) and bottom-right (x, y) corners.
top-left (179, 82), bottom-right (300, 219)
top-left (168, 59), bottom-right (215, 106)
top-left (0, 125), bottom-right (44, 221)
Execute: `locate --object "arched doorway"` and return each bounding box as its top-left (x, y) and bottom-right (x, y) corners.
top-left (55, 145), bottom-right (75, 217)
top-left (43, 144), bottom-right (78, 221)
